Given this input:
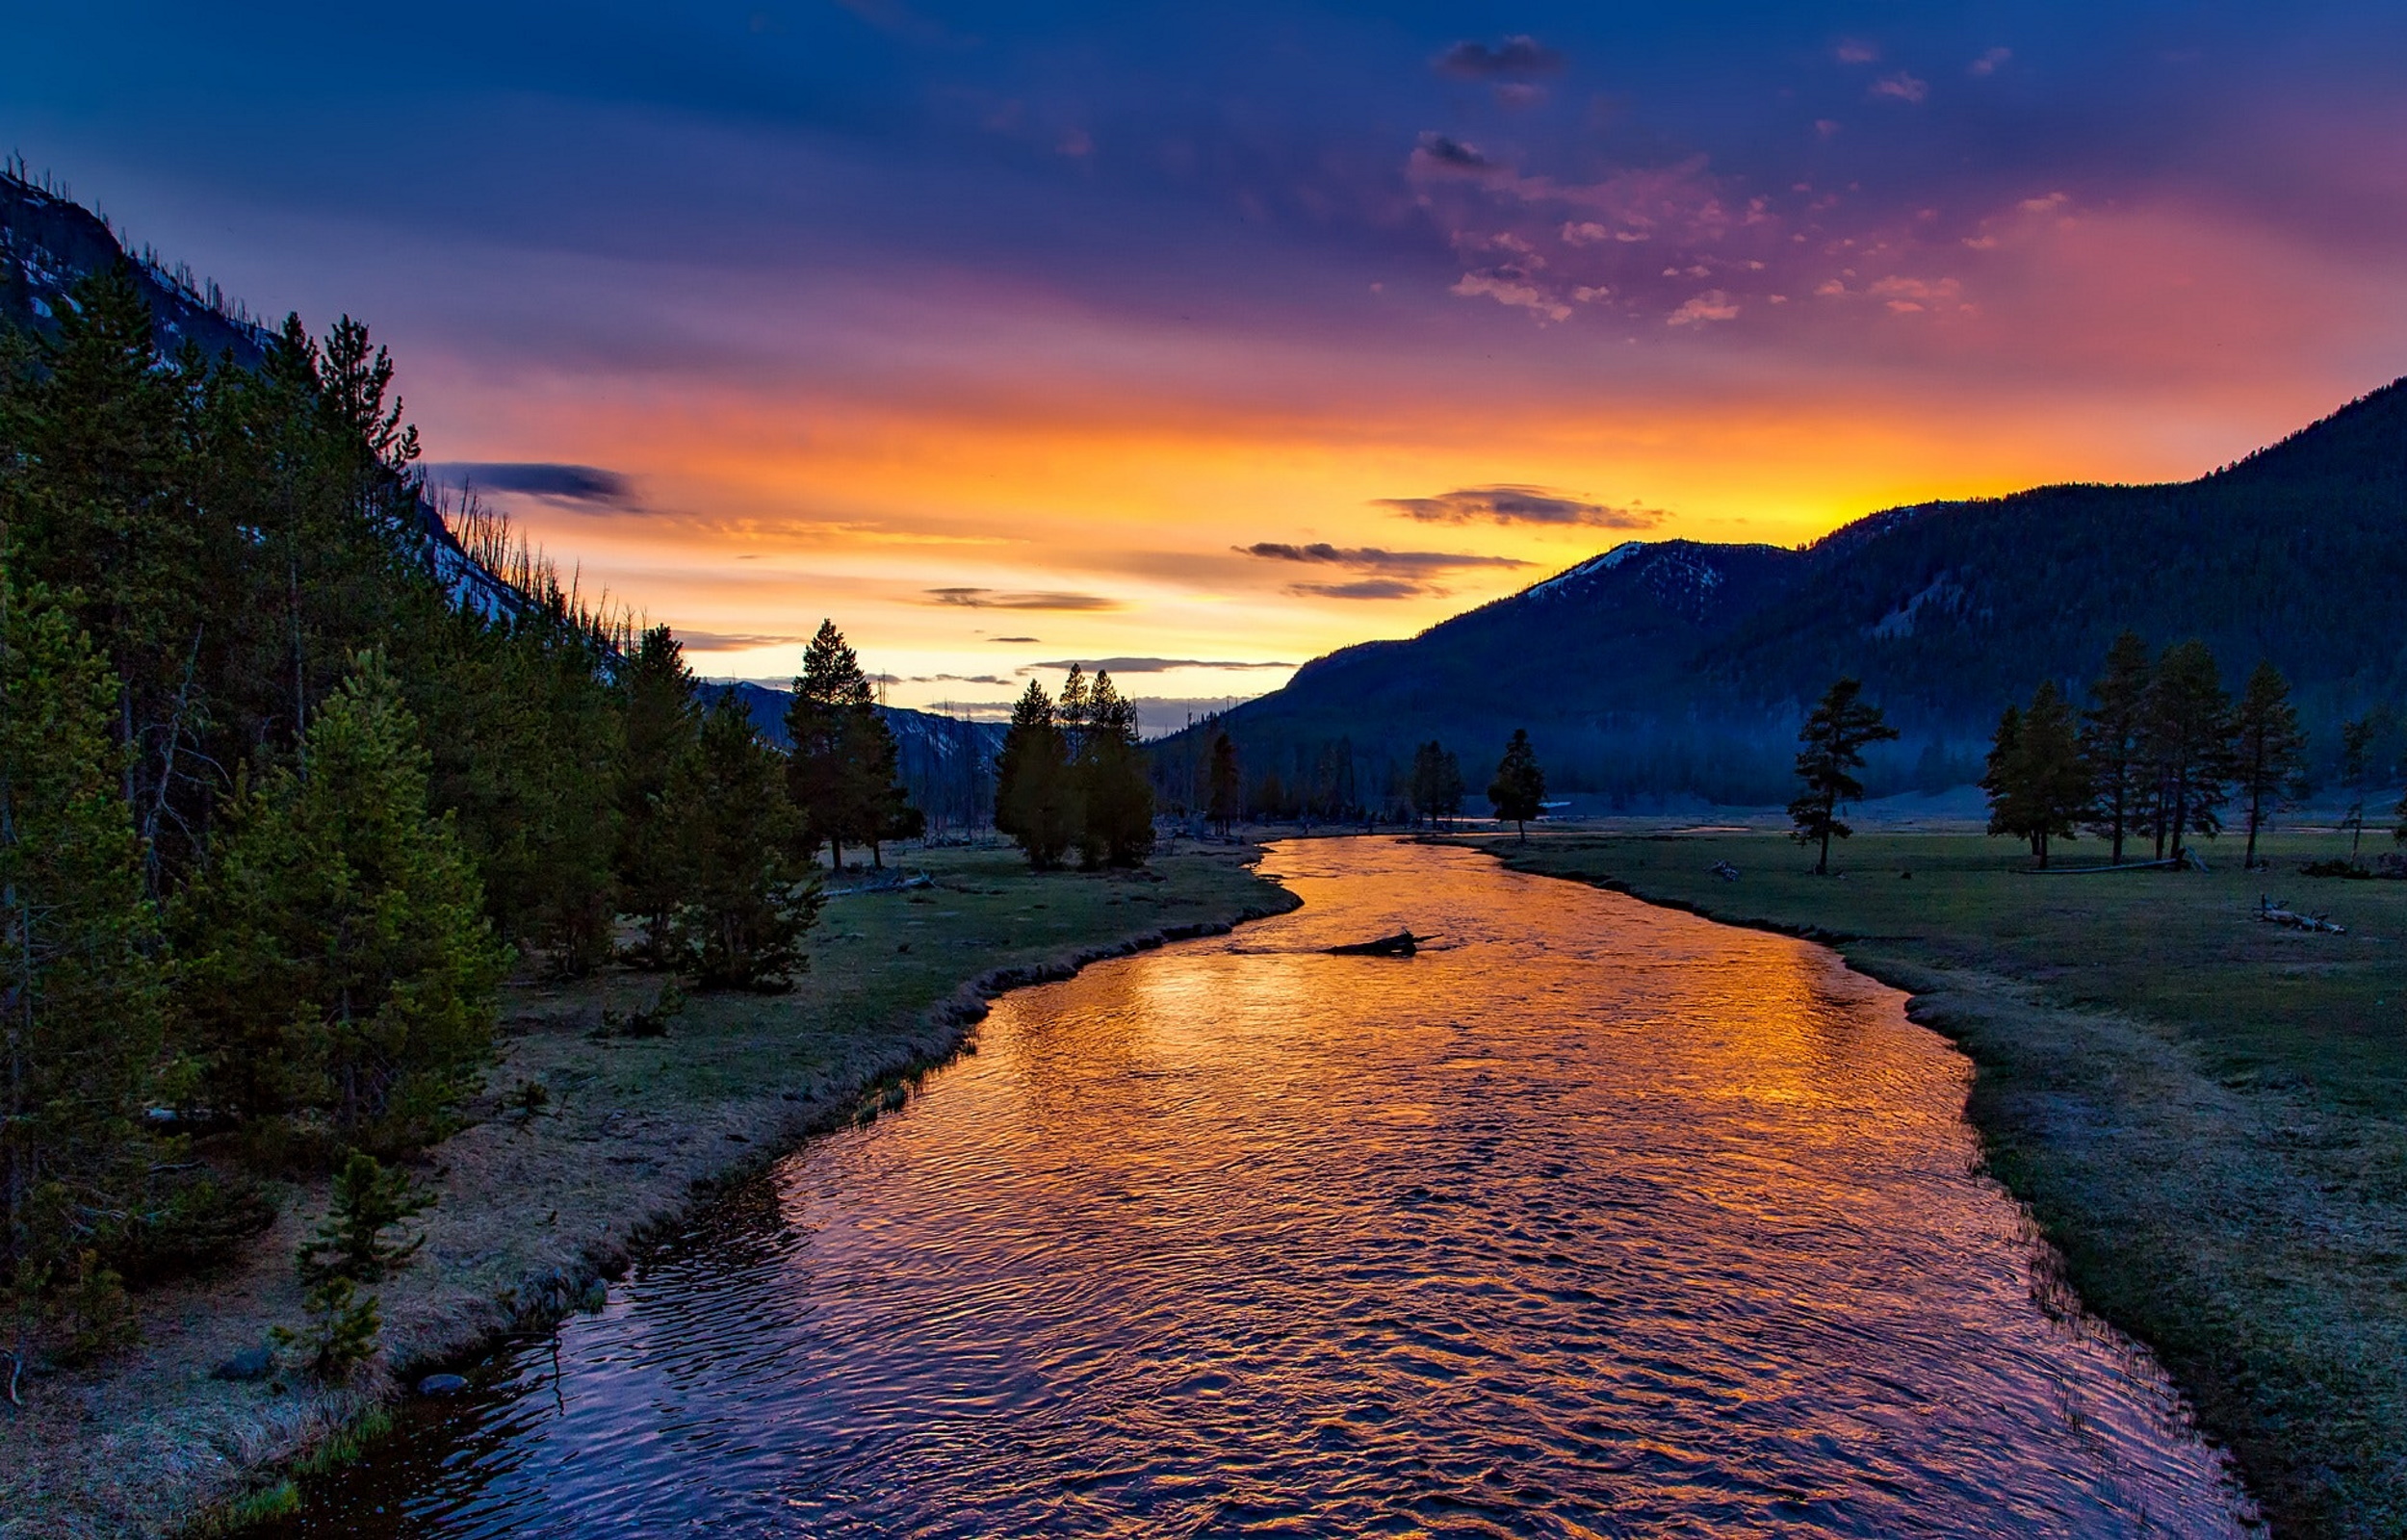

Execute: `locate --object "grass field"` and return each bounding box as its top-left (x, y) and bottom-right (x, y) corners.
top-left (1452, 824), bottom-right (2407, 1537)
top-left (4, 840), bottom-right (1292, 1540)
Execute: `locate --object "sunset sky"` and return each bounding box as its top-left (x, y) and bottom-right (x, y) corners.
top-left (11, 4), bottom-right (2407, 720)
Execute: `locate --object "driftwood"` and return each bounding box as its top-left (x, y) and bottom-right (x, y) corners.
top-left (2029, 858), bottom-right (2184, 875)
top-left (1328, 931), bottom-right (1422, 958)
top-left (1707, 860), bottom-right (1741, 882)
top-left (2258, 896), bottom-right (2346, 935)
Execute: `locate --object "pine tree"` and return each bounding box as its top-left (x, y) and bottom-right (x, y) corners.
top-left (1983, 683), bottom-right (2089, 867)
top-left (1205, 731), bottom-right (1241, 838)
top-left (1981, 703), bottom-right (2025, 842)
top-left (786, 620), bottom-right (916, 869)
top-left (2141, 640), bottom-right (2235, 868)
top-left (674, 693), bottom-right (820, 990)
top-left (1788, 678), bottom-right (1899, 874)
top-left (2338, 715), bottom-right (2373, 862)
top-left (2232, 660), bottom-right (2307, 870)
top-left (2080, 630), bottom-right (2153, 864)
top-left (994, 680), bottom-right (1073, 868)
top-left (0, 571), bottom-right (166, 1295)
top-left (614, 626), bottom-right (703, 968)
top-left (0, 264), bottom-right (216, 889)
top-left (296, 1150), bottom-right (430, 1285)
top-left (1488, 730), bottom-right (1545, 842)
top-left (1074, 672), bottom-right (1154, 868)
top-left (176, 654), bottom-right (508, 1157)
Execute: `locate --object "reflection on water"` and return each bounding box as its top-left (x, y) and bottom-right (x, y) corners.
top-left (283, 839), bottom-right (2256, 1536)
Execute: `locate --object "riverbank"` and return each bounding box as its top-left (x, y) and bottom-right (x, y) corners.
top-left (1451, 825), bottom-right (2407, 1537)
top-left (0, 841), bottom-right (1295, 1540)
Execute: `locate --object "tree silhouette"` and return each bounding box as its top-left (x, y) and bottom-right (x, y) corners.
top-left (1487, 730), bottom-right (1544, 842)
top-left (1982, 680), bottom-right (2089, 867)
top-left (2232, 660), bottom-right (2307, 870)
top-left (1788, 678), bottom-right (1899, 874)
top-left (2142, 640), bottom-right (2234, 868)
top-left (2079, 630), bottom-right (2153, 864)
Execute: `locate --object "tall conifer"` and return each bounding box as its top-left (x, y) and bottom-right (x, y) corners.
top-left (995, 680), bottom-right (1073, 868)
top-left (2080, 630), bottom-right (2154, 864)
top-left (0, 571), bottom-right (165, 1289)
top-left (674, 693), bottom-right (819, 989)
top-left (615, 626), bottom-right (703, 967)
top-left (1074, 672), bottom-right (1153, 868)
top-left (2232, 660), bottom-right (2307, 870)
top-left (176, 655), bottom-right (507, 1156)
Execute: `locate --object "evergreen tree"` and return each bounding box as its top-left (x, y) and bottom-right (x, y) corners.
top-left (2338, 715), bottom-right (2374, 861)
top-left (2141, 640), bottom-right (2235, 868)
top-left (994, 680), bottom-right (1074, 868)
top-left (1488, 730), bottom-right (1545, 842)
top-left (1205, 731), bottom-right (1241, 838)
top-left (785, 620), bottom-right (914, 869)
top-left (1411, 740), bottom-right (1446, 828)
top-left (674, 693), bottom-right (820, 990)
top-left (0, 265), bottom-right (217, 889)
top-left (0, 572), bottom-right (166, 1296)
top-left (1788, 678), bottom-right (1899, 874)
top-left (2079, 630), bottom-right (2153, 864)
top-left (1980, 703), bottom-right (2024, 841)
top-left (1074, 672), bottom-right (1153, 868)
top-left (614, 626), bottom-right (704, 968)
top-left (1982, 682), bottom-right (2089, 867)
top-left (176, 654), bottom-right (508, 1157)
top-left (2232, 661), bottom-right (2308, 871)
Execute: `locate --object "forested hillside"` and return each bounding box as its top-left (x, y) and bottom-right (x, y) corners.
top-left (0, 170), bottom-right (917, 1373)
top-left (1177, 379), bottom-right (2407, 810)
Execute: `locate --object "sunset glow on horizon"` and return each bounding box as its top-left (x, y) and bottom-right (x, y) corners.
top-left (13, 4), bottom-right (2407, 717)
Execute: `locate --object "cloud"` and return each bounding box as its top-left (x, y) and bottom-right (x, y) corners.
top-left (1833, 39), bottom-right (1880, 64)
top-left (1871, 73), bottom-right (1928, 103)
top-left (924, 587), bottom-right (1121, 610)
top-left (1410, 132), bottom-right (1495, 177)
top-left (1969, 46), bottom-right (2012, 76)
top-left (1237, 542), bottom-right (1529, 578)
top-left (989, 635), bottom-right (1042, 643)
top-left (425, 461), bottom-right (634, 503)
top-left (1287, 578), bottom-right (1426, 601)
top-left (1451, 271), bottom-right (1570, 322)
top-left (1668, 289), bottom-right (1740, 325)
top-left (1028, 657), bottom-right (1291, 673)
top-left (1377, 485), bottom-right (1666, 528)
top-left (1435, 36), bottom-right (1564, 80)
top-left (674, 629), bottom-right (811, 650)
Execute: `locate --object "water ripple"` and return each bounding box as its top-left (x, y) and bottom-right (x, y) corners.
top-left (286, 839), bottom-right (2258, 1537)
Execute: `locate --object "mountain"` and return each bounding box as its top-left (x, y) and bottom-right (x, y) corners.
top-left (1, 168), bottom-right (533, 627)
top-left (1179, 379), bottom-right (2407, 808)
top-left (714, 681), bottom-right (1006, 834)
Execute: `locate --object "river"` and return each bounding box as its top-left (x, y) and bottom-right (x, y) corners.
top-left (278, 838), bottom-right (2256, 1536)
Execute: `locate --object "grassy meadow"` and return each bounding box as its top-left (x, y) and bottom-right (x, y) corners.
top-left (1454, 823), bottom-right (2407, 1537)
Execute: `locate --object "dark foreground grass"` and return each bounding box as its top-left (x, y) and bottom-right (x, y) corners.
top-left (1458, 826), bottom-right (2407, 1537)
top-left (1, 841), bottom-right (1290, 1540)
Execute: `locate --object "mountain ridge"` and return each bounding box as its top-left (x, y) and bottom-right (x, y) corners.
top-left (1180, 375), bottom-right (2407, 808)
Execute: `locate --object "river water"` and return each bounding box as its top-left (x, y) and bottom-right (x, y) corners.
top-left (281, 839), bottom-right (2256, 1536)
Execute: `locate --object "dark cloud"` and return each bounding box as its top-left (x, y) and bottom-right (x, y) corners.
top-left (425, 461), bottom-right (634, 504)
top-left (907, 672), bottom-right (1012, 685)
top-left (1028, 657), bottom-right (1291, 674)
top-left (1238, 541), bottom-right (1529, 578)
top-left (1411, 132), bottom-right (1495, 176)
top-left (673, 629), bottom-right (810, 650)
top-left (989, 635), bottom-right (1042, 643)
top-left (1376, 485), bottom-right (1667, 528)
top-left (1288, 578), bottom-right (1426, 601)
top-left (1436, 36), bottom-right (1565, 80)
top-left (925, 587), bottom-right (1122, 611)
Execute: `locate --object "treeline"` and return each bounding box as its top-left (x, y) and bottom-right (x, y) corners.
top-left (1980, 632), bottom-right (2321, 869)
top-left (0, 264), bottom-right (914, 1376)
top-left (992, 665), bottom-right (1152, 867)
